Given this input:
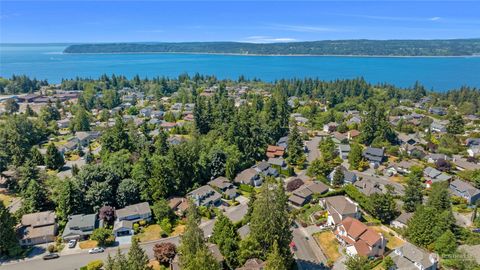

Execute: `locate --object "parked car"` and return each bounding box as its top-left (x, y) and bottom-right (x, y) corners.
top-left (68, 239), bottom-right (77, 248)
top-left (43, 253), bottom-right (60, 260)
top-left (88, 247), bottom-right (105, 254)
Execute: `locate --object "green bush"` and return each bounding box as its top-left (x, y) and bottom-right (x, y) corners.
top-left (86, 259), bottom-right (103, 270)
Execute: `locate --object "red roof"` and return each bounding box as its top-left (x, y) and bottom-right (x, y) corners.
top-left (266, 145), bottom-right (285, 158)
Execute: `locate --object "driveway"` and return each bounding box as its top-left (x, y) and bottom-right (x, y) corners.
top-left (305, 136), bottom-right (322, 163)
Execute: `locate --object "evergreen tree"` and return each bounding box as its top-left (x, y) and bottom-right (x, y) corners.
top-left (104, 253), bottom-right (115, 270)
top-left (211, 213), bottom-right (239, 269)
top-left (446, 112), bottom-right (465, 135)
top-left (154, 130), bottom-right (169, 155)
top-left (25, 104), bottom-right (37, 117)
top-left (127, 238), bottom-right (151, 270)
top-left (286, 122), bottom-right (304, 166)
top-left (332, 167), bottom-right (344, 187)
top-left (113, 248), bottom-right (129, 270)
top-left (369, 191), bottom-right (397, 223)
top-left (348, 143), bottom-right (363, 170)
top-left (21, 179), bottom-right (48, 214)
top-left (70, 107), bottom-right (90, 132)
top-left (427, 182), bottom-right (451, 211)
top-left (265, 241), bottom-right (286, 270)
top-left (250, 178), bottom-right (293, 265)
top-left (402, 168), bottom-right (424, 212)
top-left (30, 146), bottom-right (44, 166)
top-left (5, 98), bottom-right (19, 113)
top-left (0, 203), bottom-right (22, 257)
top-left (179, 203), bottom-right (220, 270)
top-left (44, 142), bottom-right (64, 170)
top-left (435, 230), bottom-right (457, 256)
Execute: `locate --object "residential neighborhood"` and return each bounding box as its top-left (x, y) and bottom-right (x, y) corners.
top-left (1, 74), bottom-right (480, 270)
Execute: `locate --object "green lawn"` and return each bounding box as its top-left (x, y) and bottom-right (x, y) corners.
top-left (137, 224), bottom-right (164, 242)
top-left (297, 204), bottom-right (324, 225)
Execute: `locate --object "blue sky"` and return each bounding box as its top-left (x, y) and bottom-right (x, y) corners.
top-left (1, 1), bottom-right (480, 43)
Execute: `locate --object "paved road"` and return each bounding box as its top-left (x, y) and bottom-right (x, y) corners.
top-left (305, 136), bottom-right (322, 163)
top-left (1, 201), bottom-right (249, 270)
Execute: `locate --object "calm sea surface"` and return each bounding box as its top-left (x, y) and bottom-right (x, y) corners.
top-left (1, 44), bottom-right (480, 91)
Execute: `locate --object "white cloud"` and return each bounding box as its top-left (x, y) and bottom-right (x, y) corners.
top-left (243, 36), bottom-right (297, 43)
top-left (429, 17), bottom-right (441, 21)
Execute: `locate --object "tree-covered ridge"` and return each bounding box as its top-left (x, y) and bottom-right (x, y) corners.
top-left (64, 39), bottom-right (480, 56)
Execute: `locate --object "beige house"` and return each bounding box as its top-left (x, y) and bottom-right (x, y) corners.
top-left (18, 211), bottom-right (57, 246)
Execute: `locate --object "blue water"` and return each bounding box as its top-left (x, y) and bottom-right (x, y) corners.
top-left (1, 44), bottom-right (480, 91)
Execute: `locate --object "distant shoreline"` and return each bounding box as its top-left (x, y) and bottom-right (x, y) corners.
top-left (62, 51), bottom-right (480, 58)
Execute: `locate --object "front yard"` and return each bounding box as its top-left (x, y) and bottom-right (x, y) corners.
top-left (79, 240), bottom-right (98, 249)
top-left (0, 193), bottom-right (17, 207)
top-left (313, 231), bottom-right (342, 263)
top-left (137, 224), bottom-right (164, 242)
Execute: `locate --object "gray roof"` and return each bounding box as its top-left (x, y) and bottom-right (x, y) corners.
top-left (234, 168), bottom-right (259, 185)
top-left (208, 177), bottom-right (233, 190)
top-left (338, 144), bottom-right (351, 152)
top-left (187, 185), bottom-right (222, 206)
top-left (393, 212), bottom-right (413, 225)
top-left (450, 179), bottom-right (480, 198)
top-left (363, 147), bottom-right (384, 163)
top-left (267, 157), bottom-right (286, 167)
top-left (322, 196), bottom-right (357, 216)
top-left (62, 213), bottom-right (97, 238)
top-left (115, 202), bottom-right (151, 220)
top-left (390, 243), bottom-right (437, 270)
top-left (237, 224), bottom-right (250, 240)
top-left (113, 220), bottom-right (134, 231)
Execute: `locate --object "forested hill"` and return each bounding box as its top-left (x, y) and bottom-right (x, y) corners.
top-left (63, 39), bottom-right (480, 56)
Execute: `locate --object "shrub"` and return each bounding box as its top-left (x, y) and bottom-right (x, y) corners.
top-left (86, 260), bottom-right (103, 270)
top-left (133, 223), bottom-right (140, 233)
top-left (47, 244), bottom-right (56, 253)
top-left (286, 178), bottom-right (304, 192)
top-left (139, 220), bottom-right (147, 226)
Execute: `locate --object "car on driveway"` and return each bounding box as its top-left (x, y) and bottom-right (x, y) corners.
top-left (43, 253), bottom-right (60, 260)
top-left (88, 247), bottom-right (105, 254)
top-left (68, 239), bottom-right (77, 248)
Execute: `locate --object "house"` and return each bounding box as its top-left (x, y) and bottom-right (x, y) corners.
top-left (160, 121), bottom-right (177, 130)
top-left (328, 166), bottom-right (357, 185)
top-left (423, 167), bottom-right (452, 187)
top-left (320, 196), bottom-right (360, 226)
top-left (267, 157), bottom-right (287, 169)
top-left (390, 212), bottom-right (413, 229)
top-left (139, 108), bottom-right (152, 117)
top-left (168, 197), bottom-right (189, 217)
top-left (452, 156), bottom-right (480, 171)
top-left (385, 160), bottom-right (417, 176)
top-left (62, 213), bottom-right (98, 241)
top-left (338, 144), bottom-right (351, 160)
top-left (116, 202), bottom-right (152, 222)
top-left (389, 243), bottom-right (438, 270)
top-left (234, 168), bottom-right (262, 187)
top-left (347, 116), bottom-right (362, 126)
top-left (59, 138), bottom-right (79, 154)
top-left (208, 176), bottom-right (238, 199)
top-left (347, 130), bottom-right (361, 140)
top-left (430, 122), bottom-right (447, 133)
top-left (167, 135), bottom-right (186, 145)
top-left (427, 153), bottom-right (450, 164)
top-left (397, 133), bottom-right (422, 147)
top-left (266, 145), bottom-right (285, 158)
top-left (113, 220), bottom-right (135, 237)
top-left (323, 122), bottom-right (337, 133)
top-left (57, 119), bottom-right (71, 129)
top-left (253, 161), bottom-right (278, 177)
top-left (429, 107), bottom-right (446, 116)
top-left (75, 131), bottom-right (101, 147)
top-left (363, 147), bottom-right (385, 167)
top-left (449, 179), bottom-right (480, 204)
top-left (468, 145), bottom-right (480, 158)
top-left (237, 224), bottom-right (250, 240)
top-left (294, 116), bottom-right (309, 124)
top-left (277, 136), bottom-right (288, 148)
top-left (288, 182), bottom-right (329, 207)
top-left (18, 211), bottom-right (57, 246)
top-left (466, 138), bottom-right (480, 147)
top-left (334, 217), bottom-right (386, 257)
top-left (354, 176), bottom-right (405, 196)
top-left (187, 185), bottom-right (222, 207)
top-left (237, 258), bottom-right (266, 270)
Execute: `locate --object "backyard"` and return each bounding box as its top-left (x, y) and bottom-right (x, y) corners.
top-left (369, 226), bottom-right (405, 250)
